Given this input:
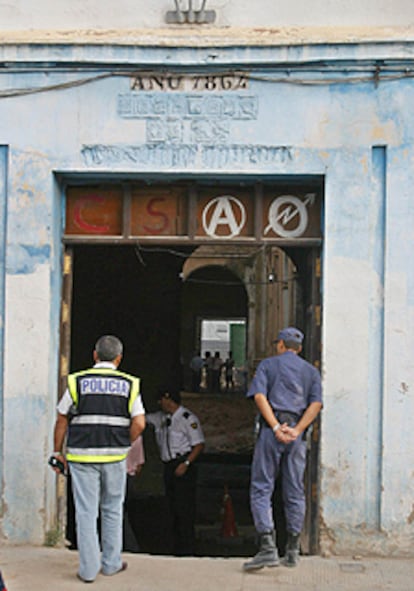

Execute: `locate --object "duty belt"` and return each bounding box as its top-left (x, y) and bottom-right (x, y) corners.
top-left (163, 452), bottom-right (191, 466)
top-left (275, 411), bottom-right (300, 426)
top-left (260, 411), bottom-right (300, 428)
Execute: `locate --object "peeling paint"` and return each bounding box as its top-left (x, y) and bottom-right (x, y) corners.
top-left (3, 396), bottom-right (50, 542)
top-left (399, 382), bottom-right (409, 395)
top-left (6, 244), bottom-right (51, 275)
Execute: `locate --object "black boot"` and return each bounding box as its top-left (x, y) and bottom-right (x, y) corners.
top-left (283, 531), bottom-right (300, 567)
top-left (243, 531), bottom-right (280, 571)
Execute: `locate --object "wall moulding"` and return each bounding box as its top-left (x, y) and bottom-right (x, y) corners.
top-left (80, 143), bottom-right (294, 169)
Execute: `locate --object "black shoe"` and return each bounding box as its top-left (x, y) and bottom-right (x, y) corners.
top-left (243, 531), bottom-right (280, 572)
top-left (283, 532), bottom-right (300, 567)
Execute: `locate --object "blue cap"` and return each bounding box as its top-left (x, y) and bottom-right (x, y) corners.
top-left (274, 327), bottom-right (304, 344)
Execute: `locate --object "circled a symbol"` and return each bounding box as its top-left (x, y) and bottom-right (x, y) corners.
top-left (202, 195), bottom-right (246, 239)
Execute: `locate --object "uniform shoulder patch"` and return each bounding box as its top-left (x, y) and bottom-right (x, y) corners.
top-left (183, 411), bottom-right (190, 419)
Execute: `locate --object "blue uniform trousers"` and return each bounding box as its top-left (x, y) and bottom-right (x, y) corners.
top-left (250, 426), bottom-right (307, 535)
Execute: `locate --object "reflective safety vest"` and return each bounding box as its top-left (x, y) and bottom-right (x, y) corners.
top-left (66, 367), bottom-right (140, 463)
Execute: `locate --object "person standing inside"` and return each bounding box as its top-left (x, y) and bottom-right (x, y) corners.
top-left (51, 335), bottom-right (146, 583)
top-left (211, 351), bottom-right (223, 393)
top-left (203, 351), bottom-right (213, 393)
top-left (189, 351), bottom-right (204, 393)
top-left (146, 387), bottom-right (205, 556)
top-left (243, 327), bottom-right (322, 572)
top-left (223, 351), bottom-right (235, 392)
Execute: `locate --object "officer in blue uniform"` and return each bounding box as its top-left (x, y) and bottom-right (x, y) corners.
top-left (146, 387), bottom-right (205, 556)
top-left (243, 327), bottom-right (322, 571)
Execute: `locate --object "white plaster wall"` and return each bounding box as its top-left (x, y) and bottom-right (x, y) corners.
top-left (320, 142), bottom-right (414, 554)
top-left (3, 266), bottom-right (56, 542)
top-left (0, 0), bottom-right (413, 30)
top-left (1, 145), bottom-right (61, 543)
top-left (380, 147), bottom-right (414, 542)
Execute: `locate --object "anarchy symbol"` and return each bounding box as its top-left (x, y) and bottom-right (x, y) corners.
top-left (202, 195), bottom-right (246, 239)
top-left (264, 193), bottom-right (315, 238)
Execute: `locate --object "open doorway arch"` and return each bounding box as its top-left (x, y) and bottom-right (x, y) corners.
top-left (180, 255), bottom-right (248, 393)
top-left (59, 178), bottom-right (322, 557)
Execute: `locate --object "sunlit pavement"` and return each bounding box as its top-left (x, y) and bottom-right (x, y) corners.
top-left (1, 545), bottom-right (413, 591)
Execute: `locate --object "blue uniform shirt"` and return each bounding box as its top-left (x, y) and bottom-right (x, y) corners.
top-left (246, 351), bottom-right (322, 415)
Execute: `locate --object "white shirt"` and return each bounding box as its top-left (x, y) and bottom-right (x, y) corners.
top-left (146, 405), bottom-right (204, 462)
top-left (57, 362), bottom-right (145, 417)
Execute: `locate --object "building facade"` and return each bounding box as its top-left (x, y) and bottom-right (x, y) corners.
top-left (0, 1), bottom-right (414, 555)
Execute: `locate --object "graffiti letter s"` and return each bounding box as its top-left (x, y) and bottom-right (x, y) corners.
top-left (143, 198), bottom-right (169, 234)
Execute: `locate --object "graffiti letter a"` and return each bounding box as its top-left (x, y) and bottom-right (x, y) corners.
top-left (202, 196), bottom-right (246, 239)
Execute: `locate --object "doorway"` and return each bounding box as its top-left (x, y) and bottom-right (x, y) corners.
top-left (60, 177), bottom-right (323, 556)
top-left (67, 244), bottom-right (255, 555)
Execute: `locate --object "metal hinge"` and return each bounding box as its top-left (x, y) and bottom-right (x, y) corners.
top-left (315, 305), bottom-right (321, 326)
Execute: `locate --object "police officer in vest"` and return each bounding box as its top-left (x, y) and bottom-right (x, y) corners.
top-left (146, 387), bottom-right (204, 556)
top-left (52, 335), bottom-right (145, 583)
top-left (243, 327), bottom-right (322, 572)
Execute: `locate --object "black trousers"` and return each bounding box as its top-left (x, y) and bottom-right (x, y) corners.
top-left (163, 460), bottom-right (197, 556)
top-left (191, 369), bottom-right (202, 392)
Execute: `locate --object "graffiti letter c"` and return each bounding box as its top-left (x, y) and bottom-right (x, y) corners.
top-left (73, 195), bottom-right (110, 234)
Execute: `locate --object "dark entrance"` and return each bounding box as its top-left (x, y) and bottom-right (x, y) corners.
top-left (70, 244), bottom-right (193, 391)
top-left (67, 244), bottom-right (255, 556)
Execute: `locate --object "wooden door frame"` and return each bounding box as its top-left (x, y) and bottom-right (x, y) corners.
top-left (56, 247), bottom-right (73, 536)
top-left (302, 246), bottom-right (322, 555)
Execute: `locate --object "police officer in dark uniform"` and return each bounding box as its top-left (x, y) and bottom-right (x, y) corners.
top-left (243, 327), bottom-right (322, 571)
top-left (146, 387), bottom-right (205, 556)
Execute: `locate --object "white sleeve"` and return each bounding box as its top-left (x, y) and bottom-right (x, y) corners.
top-left (56, 389), bottom-right (73, 415)
top-left (131, 394), bottom-right (146, 417)
top-left (186, 412), bottom-right (205, 446)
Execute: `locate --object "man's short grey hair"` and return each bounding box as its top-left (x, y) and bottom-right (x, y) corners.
top-left (283, 339), bottom-right (301, 351)
top-left (95, 335), bottom-right (123, 361)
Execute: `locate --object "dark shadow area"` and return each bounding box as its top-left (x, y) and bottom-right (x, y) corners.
top-left (68, 244), bottom-right (262, 557)
top-left (125, 452), bottom-right (287, 558)
top-left (70, 244), bottom-right (193, 400)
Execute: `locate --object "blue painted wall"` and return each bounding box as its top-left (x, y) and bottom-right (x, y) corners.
top-left (0, 40), bottom-right (413, 554)
top-left (0, 146), bottom-right (7, 514)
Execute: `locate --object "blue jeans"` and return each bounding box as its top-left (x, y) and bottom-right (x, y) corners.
top-left (69, 460), bottom-right (126, 581)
